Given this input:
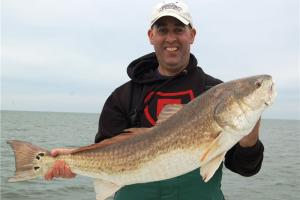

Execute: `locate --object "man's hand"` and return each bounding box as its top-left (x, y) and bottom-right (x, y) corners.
top-left (239, 118), bottom-right (261, 148)
top-left (44, 148), bottom-right (77, 181)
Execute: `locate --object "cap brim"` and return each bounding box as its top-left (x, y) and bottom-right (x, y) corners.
top-left (151, 12), bottom-right (190, 27)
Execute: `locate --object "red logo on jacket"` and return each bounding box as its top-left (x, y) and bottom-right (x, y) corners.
top-left (144, 90), bottom-right (195, 125)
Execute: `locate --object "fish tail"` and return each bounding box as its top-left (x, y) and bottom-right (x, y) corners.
top-left (7, 140), bottom-right (50, 182)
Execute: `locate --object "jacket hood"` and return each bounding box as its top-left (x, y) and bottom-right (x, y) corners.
top-left (127, 52), bottom-right (198, 83)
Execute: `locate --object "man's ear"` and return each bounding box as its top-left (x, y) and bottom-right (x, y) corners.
top-left (148, 29), bottom-right (155, 45)
top-left (190, 28), bottom-right (196, 44)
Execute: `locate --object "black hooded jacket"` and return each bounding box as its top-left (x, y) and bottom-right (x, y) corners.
top-left (95, 52), bottom-right (264, 176)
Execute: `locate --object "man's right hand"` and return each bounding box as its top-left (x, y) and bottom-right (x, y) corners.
top-left (44, 148), bottom-right (77, 181)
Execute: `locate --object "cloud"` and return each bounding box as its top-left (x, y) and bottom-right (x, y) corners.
top-left (2, 93), bottom-right (107, 113)
top-left (2, 41), bottom-right (129, 84)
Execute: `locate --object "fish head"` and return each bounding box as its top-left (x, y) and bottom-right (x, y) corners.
top-left (214, 75), bottom-right (276, 133)
top-left (240, 74), bottom-right (276, 111)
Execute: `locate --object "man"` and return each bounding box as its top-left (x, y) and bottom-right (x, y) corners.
top-left (45, 1), bottom-right (264, 199)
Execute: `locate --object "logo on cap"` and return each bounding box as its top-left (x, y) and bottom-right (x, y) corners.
top-left (158, 3), bottom-right (183, 13)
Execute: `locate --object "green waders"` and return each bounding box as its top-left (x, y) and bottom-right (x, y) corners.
top-left (114, 164), bottom-right (224, 200)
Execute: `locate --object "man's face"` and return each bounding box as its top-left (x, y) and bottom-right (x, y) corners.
top-left (148, 16), bottom-right (196, 76)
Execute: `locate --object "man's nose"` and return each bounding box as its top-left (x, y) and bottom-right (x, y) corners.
top-left (165, 31), bottom-right (177, 43)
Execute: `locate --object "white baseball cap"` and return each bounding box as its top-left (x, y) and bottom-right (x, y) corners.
top-left (150, 0), bottom-right (193, 27)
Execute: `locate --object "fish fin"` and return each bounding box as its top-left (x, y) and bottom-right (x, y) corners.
top-left (157, 104), bottom-right (184, 124)
top-left (200, 131), bottom-right (240, 166)
top-left (7, 140), bottom-right (50, 182)
top-left (200, 152), bottom-right (225, 182)
top-left (93, 179), bottom-right (121, 200)
top-left (71, 128), bottom-right (151, 154)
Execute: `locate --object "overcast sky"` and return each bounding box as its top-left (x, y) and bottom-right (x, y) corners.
top-left (2, 0), bottom-right (299, 120)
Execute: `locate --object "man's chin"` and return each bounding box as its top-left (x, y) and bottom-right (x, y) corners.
top-left (164, 59), bottom-right (180, 66)
top-left (164, 63), bottom-right (184, 72)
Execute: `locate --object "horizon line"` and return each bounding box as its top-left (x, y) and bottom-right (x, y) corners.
top-left (1, 109), bottom-right (299, 121)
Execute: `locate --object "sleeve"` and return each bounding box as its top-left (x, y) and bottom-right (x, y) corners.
top-left (94, 88), bottom-right (131, 143)
top-left (224, 140), bottom-right (264, 176)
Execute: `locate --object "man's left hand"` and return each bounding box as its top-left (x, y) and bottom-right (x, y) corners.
top-left (239, 118), bottom-right (261, 147)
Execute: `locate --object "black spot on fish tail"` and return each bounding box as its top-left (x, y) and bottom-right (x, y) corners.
top-left (36, 152), bottom-right (45, 160)
top-left (38, 152), bottom-right (45, 157)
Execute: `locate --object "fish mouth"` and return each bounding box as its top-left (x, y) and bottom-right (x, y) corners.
top-left (265, 81), bottom-right (277, 106)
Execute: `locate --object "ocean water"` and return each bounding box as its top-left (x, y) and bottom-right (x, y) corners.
top-left (1, 111), bottom-right (299, 200)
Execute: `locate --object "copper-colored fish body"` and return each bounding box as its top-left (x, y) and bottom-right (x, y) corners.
top-left (7, 75), bottom-right (276, 200)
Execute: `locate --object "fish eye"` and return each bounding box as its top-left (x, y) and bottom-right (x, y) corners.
top-left (255, 81), bottom-right (262, 88)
